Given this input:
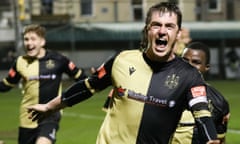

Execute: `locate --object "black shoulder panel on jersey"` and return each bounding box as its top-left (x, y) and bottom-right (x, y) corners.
top-left (207, 85), bottom-right (230, 118)
top-left (61, 80), bottom-right (93, 106)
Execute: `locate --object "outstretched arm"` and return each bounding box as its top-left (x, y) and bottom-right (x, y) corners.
top-left (28, 55), bottom-right (115, 121)
top-left (28, 96), bottom-right (66, 121)
top-left (28, 77), bottom-right (98, 122)
top-left (27, 79), bottom-right (93, 121)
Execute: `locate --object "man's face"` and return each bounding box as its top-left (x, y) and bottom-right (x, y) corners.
top-left (23, 32), bottom-right (45, 58)
top-left (146, 11), bottom-right (180, 62)
top-left (182, 48), bottom-right (209, 74)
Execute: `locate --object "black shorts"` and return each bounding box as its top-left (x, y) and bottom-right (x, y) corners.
top-left (18, 113), bottom-right (60, 144)
top-left (18, 123), bottom-right (59, 144)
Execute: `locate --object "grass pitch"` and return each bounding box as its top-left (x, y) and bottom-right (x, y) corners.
top-left (0, 80), bottom-right (239, 144)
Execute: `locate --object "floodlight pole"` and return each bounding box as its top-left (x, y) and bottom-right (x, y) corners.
top-left (12, 0), bottom-right (23, 55)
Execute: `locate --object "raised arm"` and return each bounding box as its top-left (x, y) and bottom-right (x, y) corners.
top-left (28, 55), bottom-right (115, 122)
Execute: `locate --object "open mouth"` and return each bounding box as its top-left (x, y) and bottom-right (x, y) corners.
top-left (155, 39), bottom-right (167, 46)
top-left (25, 47), bottom-right (36, 55)
top-left (26, 46), bottom-right (35, 51)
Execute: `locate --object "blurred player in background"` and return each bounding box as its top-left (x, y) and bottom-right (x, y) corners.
top-left (171, 41), bottom-right (230, 144)
top-left (0, 24), bottom-right (86, 144)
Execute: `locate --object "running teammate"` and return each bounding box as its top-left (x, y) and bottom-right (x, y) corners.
top-left (0, 24), bottom-right (86, 144)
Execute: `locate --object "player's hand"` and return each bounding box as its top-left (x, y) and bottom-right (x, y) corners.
top-left (222, 113), bottom-right (230, 124)
top-left (206, 140), bottom-right (220, 144)
top-left (27, 104), bottom-right (52, 122)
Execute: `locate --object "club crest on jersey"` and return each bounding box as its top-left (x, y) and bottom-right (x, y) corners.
top-left (129, 66), bottom-right (136, 75)
top-left (46, 60), bottom-right (55, 69)
top-left (164, 74), bottom-right (179, 89)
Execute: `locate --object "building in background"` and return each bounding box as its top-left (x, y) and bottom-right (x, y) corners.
top-left (1, 0), bottom-right (240, 79)
top-left (16, 0), bottom-right (240, 23)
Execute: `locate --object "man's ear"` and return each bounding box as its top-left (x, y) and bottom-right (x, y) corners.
top-left (176, 29), bottom-right (182, 40)
top-left (205, 64), bottom-right (210, 72)
top-left (41, 38), bottom-right (46, 47)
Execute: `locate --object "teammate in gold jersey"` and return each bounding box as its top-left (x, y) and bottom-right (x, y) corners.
top-left (0, 24), bottom-right (86, 144)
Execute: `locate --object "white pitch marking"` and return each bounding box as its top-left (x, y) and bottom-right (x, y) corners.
top-left (63, 112), bottom-right (104, 120)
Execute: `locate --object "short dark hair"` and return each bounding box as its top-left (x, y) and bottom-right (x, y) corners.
top-left (145, 2), bottom-right (182, 29)
top-left (140, 2), bottom-right (182, 50)
top-left (186, 41), bottom-right (210, 65)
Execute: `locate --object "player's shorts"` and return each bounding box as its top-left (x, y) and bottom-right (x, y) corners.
top-left (18, 123), bottom-right (59, 144)
top-left (18, 112), bottom-right (60, 144)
